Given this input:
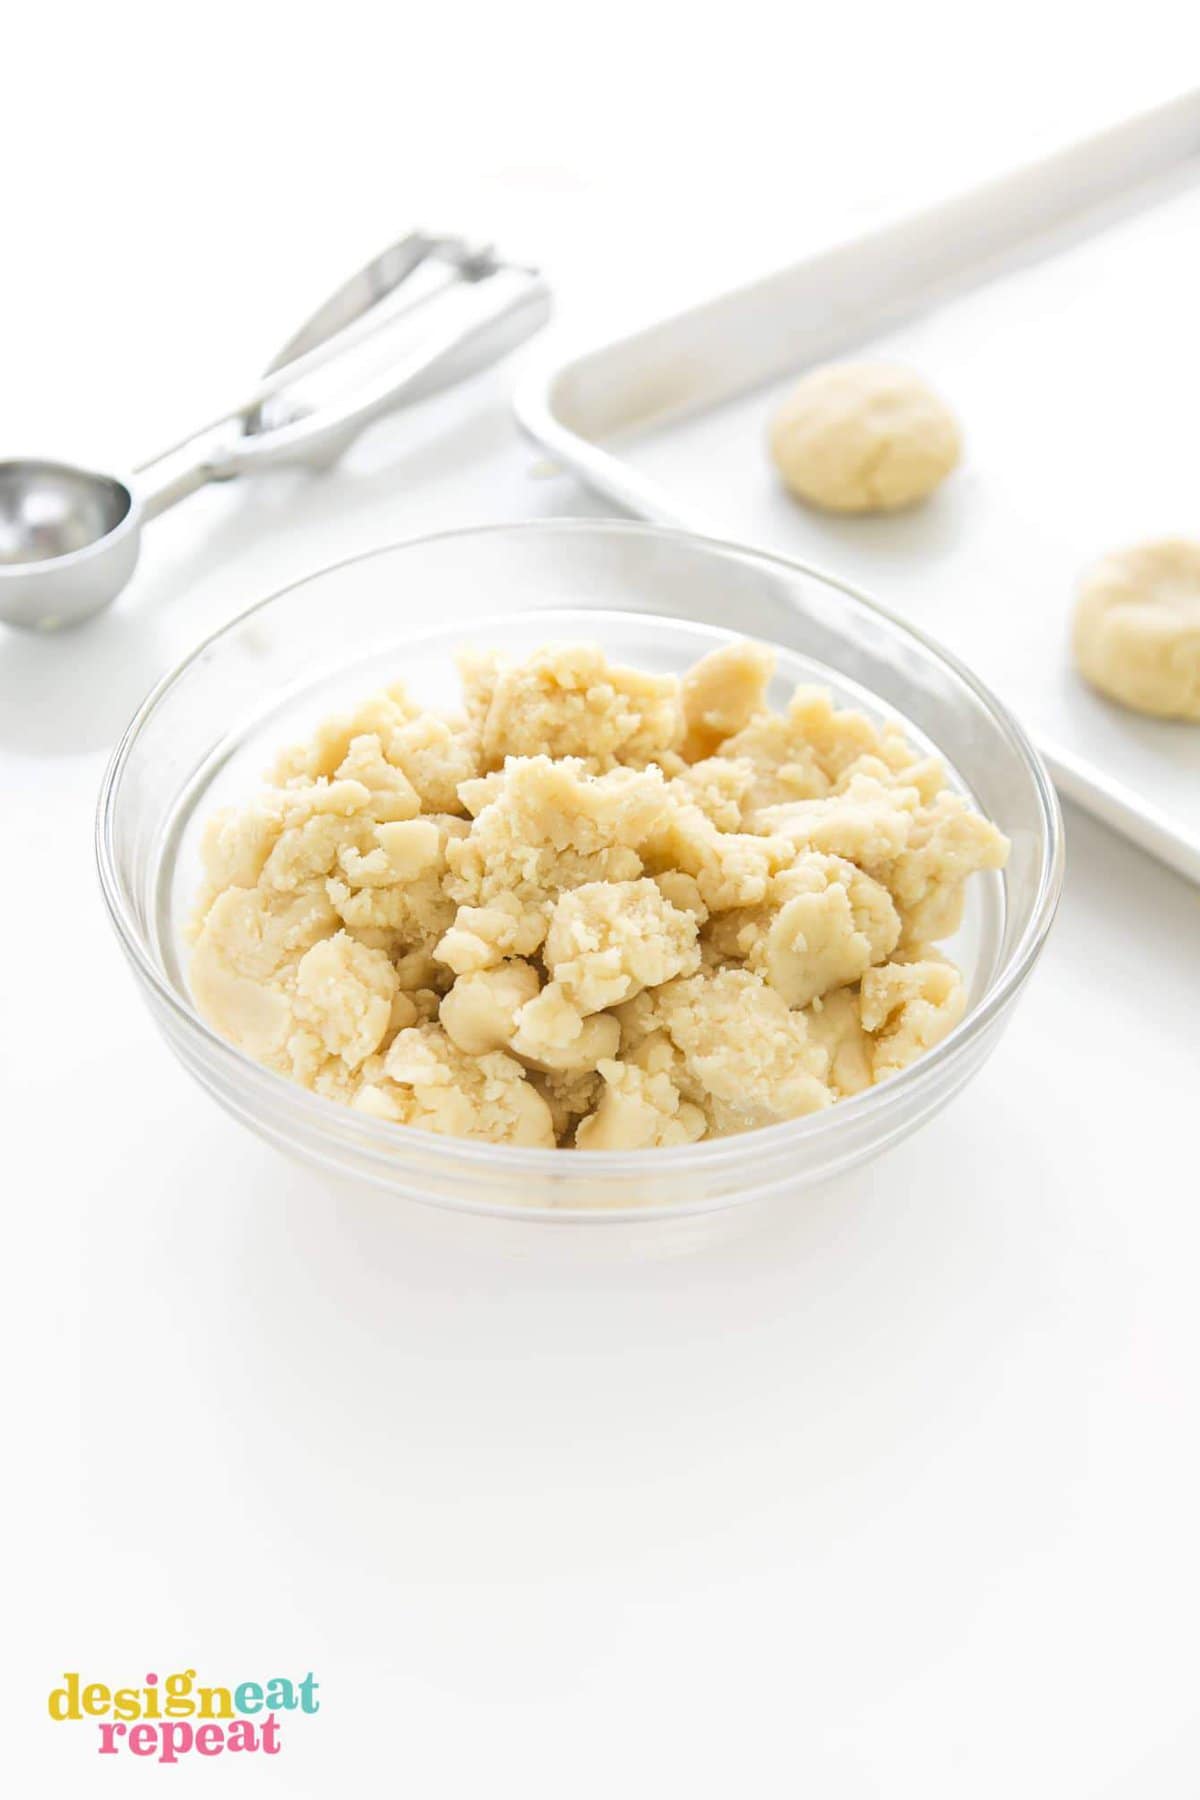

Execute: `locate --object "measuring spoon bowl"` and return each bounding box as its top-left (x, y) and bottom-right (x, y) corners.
top-left (0, 459), bottom-right (142, 630)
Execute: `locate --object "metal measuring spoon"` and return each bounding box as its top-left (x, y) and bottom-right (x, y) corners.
top-left (0, 234), bottom-right (550, 631)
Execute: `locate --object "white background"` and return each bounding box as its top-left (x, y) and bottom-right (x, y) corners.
top-left (4, 6), bottom-right (1200, 1794)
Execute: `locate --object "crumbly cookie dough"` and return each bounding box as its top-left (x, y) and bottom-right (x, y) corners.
top-left (1073, 539), bottom-right (1200, 721)
top-left (190, 638), bottom-right (1008, 1148)
top-left (768, 361), bottom-right (962, 514)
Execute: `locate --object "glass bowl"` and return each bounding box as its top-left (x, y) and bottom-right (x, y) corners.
top-left (96, 521), bottom-right (1062, 1222)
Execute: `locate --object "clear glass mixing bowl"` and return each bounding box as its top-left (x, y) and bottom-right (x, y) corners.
top-left (96, 521), bottom-right (1062, 1221)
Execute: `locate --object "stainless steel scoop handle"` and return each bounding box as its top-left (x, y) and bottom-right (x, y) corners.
top-left (133, 246), bottom-right (550, 518)
top-left (257, 230), bottom-right (485, 374)
top-left (230, 261), bottom-right (550, 472)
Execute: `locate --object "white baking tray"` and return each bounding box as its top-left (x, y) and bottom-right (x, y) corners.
top-left (517, 91), bottom-right (1200, 884)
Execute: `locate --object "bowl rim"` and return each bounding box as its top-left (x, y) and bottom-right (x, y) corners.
top-left (95, 517), bottom-right (1064, 1189)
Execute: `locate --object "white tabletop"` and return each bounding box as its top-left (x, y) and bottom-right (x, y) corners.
top-left (6, 17), bottom-right (1200, 1795)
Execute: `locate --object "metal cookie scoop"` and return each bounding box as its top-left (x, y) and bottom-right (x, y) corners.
top-left (0, 234), bottom-right (550, 631)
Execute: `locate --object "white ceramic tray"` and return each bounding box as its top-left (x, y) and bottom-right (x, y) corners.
top-left (518, 91), bottom-right (1200, 884)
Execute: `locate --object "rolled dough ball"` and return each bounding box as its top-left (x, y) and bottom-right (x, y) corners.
top-left (1073, 539), bottom-right (1200, 721)
top-left (768, 360), bottom-right (961, 514)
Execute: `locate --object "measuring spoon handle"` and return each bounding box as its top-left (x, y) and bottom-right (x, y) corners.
top-left (131, 254), bottom-right (550, 520)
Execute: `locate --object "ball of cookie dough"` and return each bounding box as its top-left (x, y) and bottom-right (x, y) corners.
top-left (768, 361), bottom-right (962, 514)
top-left (1073, 539), bottom-right (1200, 721)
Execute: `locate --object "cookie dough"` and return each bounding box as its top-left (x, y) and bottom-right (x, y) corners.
top-left (190, 638), bottom-right (1008, 1148)
top-left (1073, 539), bottom-right (1200, 720)
top-left (768, 360), bottom-right (961, 514)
